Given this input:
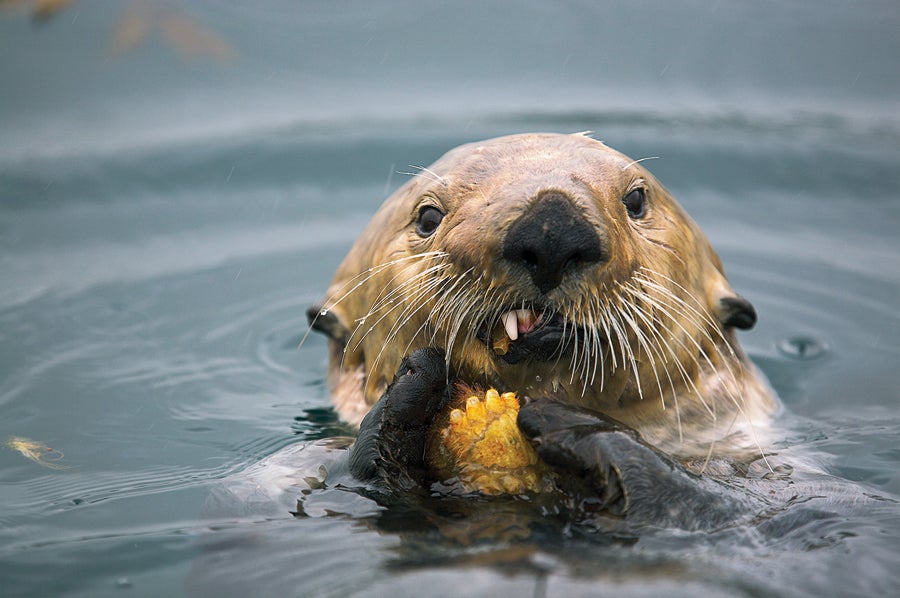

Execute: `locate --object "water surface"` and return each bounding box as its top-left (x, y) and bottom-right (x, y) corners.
top-left (1, 1), bottom-right (898, 596)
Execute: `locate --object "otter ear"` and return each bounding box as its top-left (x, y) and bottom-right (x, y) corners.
top-left (718, 295), bottom-right (757, 330)
top-left (306, 302), bottom-right (350, 344)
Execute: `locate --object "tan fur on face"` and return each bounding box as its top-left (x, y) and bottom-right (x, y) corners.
top-left (311, 133), bottom-right (777, 458)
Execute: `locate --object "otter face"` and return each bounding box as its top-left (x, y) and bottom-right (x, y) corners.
top-left (312, 133), bottom-right (767, 450)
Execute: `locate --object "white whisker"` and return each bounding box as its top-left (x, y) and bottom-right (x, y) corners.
top-left (398, 165), bottom-right (448, 187)
top-left (622, 157), bottom-right (659, 170)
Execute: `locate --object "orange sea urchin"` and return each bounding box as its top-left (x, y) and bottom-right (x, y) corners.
top-left (427, 388), bottom-right (554, 495)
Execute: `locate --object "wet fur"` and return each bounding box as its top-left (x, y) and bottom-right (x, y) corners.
top-left (309, 133), bottom-right (777, 461)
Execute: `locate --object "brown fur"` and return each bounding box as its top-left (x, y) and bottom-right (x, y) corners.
top-left (310, 133), bottom-right (777, 458)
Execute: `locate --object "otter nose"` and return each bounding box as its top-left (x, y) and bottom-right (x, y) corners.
top-left (502, 191), bottom-right (606, 294)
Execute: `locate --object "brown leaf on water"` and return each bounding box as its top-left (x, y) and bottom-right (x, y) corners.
top-left (106, 2), bottom-right (234, 61)
top-left (0, 0), bottom-right (74, 22)
top-left (160, 12), bottom-right (233, 61)
top-left (31, 0), bottom-right (74, 22)
top-left (3, 0), bottom-right (236, 61)
top-left (108, 2), bottom-right (152, 56)
top-left (4, 435), bottom-right (70, 469)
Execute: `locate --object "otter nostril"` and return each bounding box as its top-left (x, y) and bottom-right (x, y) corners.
top-left (564, 252), bottom-right (583, 271)
top-left (502, 191), bottom-right (607, 294)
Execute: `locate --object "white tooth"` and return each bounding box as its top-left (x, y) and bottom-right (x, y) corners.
top-left (502, 311), bottom-right (518, 341)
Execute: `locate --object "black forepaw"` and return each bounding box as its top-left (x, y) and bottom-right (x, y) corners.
top-left (517, 398), bottom-right (756, 529)
top-left (348, 348), bottom-right (450, 489)
top-left (517, 398), bottom-right (648, 516)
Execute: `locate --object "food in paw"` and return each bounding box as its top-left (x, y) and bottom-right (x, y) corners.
top-left (427, 387), bottom-right (554, 495)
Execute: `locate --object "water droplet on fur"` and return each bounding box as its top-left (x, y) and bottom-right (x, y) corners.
top-left (777, 336), bottom-right (828, 360)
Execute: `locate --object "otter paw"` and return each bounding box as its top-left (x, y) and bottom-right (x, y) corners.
top-left (517, 397), bottom-right (691, 518)
top-left (349, 348), bottom-right (449, 486)
top-left (426, 388), bottom-right (554, 495)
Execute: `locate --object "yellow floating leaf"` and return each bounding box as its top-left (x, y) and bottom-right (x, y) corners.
top-left (4, 435), bottom-right (70, 469)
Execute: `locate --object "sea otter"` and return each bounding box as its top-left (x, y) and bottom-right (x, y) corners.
top-left (307, 133), bottom-right (779, 521)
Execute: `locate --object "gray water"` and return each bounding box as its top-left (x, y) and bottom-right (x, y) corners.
top-left (1, 1), bottom-right (898, 596)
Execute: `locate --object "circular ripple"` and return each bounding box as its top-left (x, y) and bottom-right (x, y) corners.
top-left (777, 336), bottom-right (829, 360)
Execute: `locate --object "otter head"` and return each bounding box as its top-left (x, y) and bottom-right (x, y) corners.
top-left (309, 133), bottom-right (765, 448)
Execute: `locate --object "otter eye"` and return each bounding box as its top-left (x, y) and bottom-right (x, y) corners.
top-left (416, 206), bottom-right (444, 237)
top-left (623, 188), bottom-right (647, 219)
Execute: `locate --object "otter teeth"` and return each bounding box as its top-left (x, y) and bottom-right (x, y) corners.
top-left (500, 309), bottom-right (538, 341)
top-left (501, 311), bottom-right (519, 341)
top-left (515, 309), bottom-right (536, 331)
top-left (492, 309), bottom-right (539, 355)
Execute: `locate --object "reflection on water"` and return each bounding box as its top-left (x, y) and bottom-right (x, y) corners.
top-left (1, 1), bottom-right (899, 596)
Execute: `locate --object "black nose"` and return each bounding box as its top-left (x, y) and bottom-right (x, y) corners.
top-left (502, 191), bottom-right (606, 294)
